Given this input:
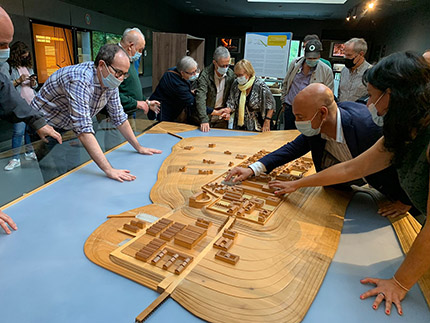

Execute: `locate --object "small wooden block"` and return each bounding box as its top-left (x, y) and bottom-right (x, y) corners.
top-left (224, 150), bottom-right (232, 155)
top-left (215, 250), bottom-right (239, 265)
top-left (123, 223), bottom-right (140, 233)
top-left (130, 220), bottom-right (146, 229)
top-left (208, 143), bottom-right (216, 148)
top-left (184, 146), bottom-right (194, 150)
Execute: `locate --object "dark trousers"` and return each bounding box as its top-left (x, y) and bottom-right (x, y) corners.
top-left (283, 104), bottom-right (296, 130)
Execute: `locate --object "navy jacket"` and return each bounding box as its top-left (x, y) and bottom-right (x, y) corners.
top-left (260, 101), bottom-right (412, 204)
top-left (149, 67), bottom-right (195, 121)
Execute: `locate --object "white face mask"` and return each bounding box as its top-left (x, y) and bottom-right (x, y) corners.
top-left (237, 76), bottom-right (248, 85)
top-left (217, 66), bottom-right (228, 75)
top-left (0, 48), bottom-right (10, 63)
top-left (368, 92), bottom-right (386, 127)
top-left (102, 62), bottom-right (123, 89)
top-left (295, 110), bottom-right (322, 137)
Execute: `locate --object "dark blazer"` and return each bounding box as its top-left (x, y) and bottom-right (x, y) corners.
top-left (259, 101), bottom-right (412, 205)
top-left (0, 72), bottom-right (46, 130)
top-left (149, 67), bottom-right (195, 122)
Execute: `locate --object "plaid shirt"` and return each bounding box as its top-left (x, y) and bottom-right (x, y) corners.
top-left (31, 61), bottom-right (128, 134)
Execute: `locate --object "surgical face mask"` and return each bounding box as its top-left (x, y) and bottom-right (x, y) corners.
top-left (131, 51), bottom-right (142, 62)
top-left (102, 63), bottom-right (123, 89)
top-left (368, 92), bottom-right (386, 126)
top-left (0, 48), bottom-right (10, 63)
top-left (189, 73), bottom-right (199, 81)
top-left (306, 59), bottom-right (318, 68)
top-left (295, 110), bottom-right (322, 137)
top-left (237, 76), bottom-right (248, 85)
top-left (217, 66), bottom-right (228, 75)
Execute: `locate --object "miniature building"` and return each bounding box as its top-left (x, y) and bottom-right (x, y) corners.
top-left (215, 250), bottom-right (239, 265)
top-left (195, 218), bottom-right (212, 229)
top-left (119, 219), bottom-right (146, 235)
top-left (224, 150), bottom-right (232, 155)
top-left (228, 162), bottom-right (234, 167)
top-left (174, 225), bottom-right (207, 249)
top-left (179, 166), bottom-right (187, 172)
top-left (160, 222), bottom-right (187, 241)
top-left (184, 146), bottom-right (194, 150)
top-left (208, 143), bottom-right (216, 148)
top-left (146, 218), bottom-right (173, 236)
top-left (135, 238), bottom-right (167, 262)
top-left (235, 154), bottom-right (246, 159)
top-left (213, 236), bottom-right (234, 251)
top-left (189, 191), bottom-right (212, 208)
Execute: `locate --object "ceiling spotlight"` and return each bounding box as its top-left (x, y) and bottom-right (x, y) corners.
top-left (367, 2), bottom-right (375, 9)
top-left (352, 6), bottom-right (357, 19)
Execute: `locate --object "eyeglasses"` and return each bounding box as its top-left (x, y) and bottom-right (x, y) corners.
top-left (108, 64), bottom-right (129, 79)
top-left (184, 68), bottom-right (200, 76)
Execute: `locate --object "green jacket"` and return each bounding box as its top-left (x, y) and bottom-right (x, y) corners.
top-left (195, 63), bottom-right (235, 124)
top-left (118, 64), bottom-right (146, 114)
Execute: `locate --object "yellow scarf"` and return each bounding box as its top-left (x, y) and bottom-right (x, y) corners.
top-left (237, 75), bottom-right (255, 126)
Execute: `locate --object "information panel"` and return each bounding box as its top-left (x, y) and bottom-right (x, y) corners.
top-left (244, 32), bottom-right (293, 79)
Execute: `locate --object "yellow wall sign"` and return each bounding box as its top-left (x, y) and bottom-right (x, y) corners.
top-left (267, 35), bottom-right (287, 48)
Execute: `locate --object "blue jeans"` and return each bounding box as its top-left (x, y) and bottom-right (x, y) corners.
top-left (11, 122), bottom-right (33, 159)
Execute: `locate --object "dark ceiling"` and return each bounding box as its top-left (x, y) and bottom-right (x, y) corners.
top-left (161, 0), bottom-right (420, 19)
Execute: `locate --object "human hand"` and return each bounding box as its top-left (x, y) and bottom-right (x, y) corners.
top-left (36, 125), bottom-right (62, 144)
top-left (105, 168), bottom-right (136, 182)
top-left (18, 74), bottom-right (29, 84)
top-left (137, 147), bottom-right (162, 155)
top-left (378, 200), bottom-right (411, 218)
top-left (148, 100), bottom-right (161, 114)
top-left (200, 123), bottom-right (210, 132)
top-left (268, 180), bottom-right (299, 195)
top-left (136, 100), bottom-right (149, 113)
top-left (225, 167), bottom-right (253, 182)
top-left (360, 277), bottom-right (408, 315)
top-left (0, 210), bottom-right (17, 235)
top-left (262, 120), bottom-right (271, 132)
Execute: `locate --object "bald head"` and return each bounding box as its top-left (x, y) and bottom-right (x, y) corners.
top-left (121, 28), bottom-right (145, 58)
top-left (423, 50), bottom-right (430, 65)
top-left (293, 83), bottom-right (335, 117)
top-left (0, 7), bottom-right (14, 49)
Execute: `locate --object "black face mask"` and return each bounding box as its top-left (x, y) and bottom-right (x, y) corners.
top-left (344, 56), bottom-right (357, 69)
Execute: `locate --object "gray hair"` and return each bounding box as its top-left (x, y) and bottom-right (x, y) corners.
top-left (122, 27), bottom-right (145, 43)
top-left (345, 38), bottom-right (368, 55)
top-left (213, 46), bottom-right (230, 62)
top-left (177, 56), bottom-right (197, 72)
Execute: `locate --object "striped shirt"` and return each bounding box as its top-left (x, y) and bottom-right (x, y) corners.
top-left (31, 61), bottom-right (127, 135)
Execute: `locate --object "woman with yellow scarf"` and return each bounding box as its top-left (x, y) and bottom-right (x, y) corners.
top-left (223, 59), bottom-right (275, 132)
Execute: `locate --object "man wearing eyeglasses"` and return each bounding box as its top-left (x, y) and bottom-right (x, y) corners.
top-left (195, 46), bottom-right (235, 132)
top-left (31, 43), bottom-right (161, 182)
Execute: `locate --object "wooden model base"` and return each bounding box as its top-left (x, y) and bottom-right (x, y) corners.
top-left (84, 123), bottom-right (354, 322)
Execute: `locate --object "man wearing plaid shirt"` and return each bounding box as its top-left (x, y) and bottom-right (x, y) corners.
top-left (31, 43), bottom-right (161, 182)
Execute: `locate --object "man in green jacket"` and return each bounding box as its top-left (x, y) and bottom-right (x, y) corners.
top-left (195, 46), bottom-right (235, 132)
top-left (118, 28), bottom-right (160, 116)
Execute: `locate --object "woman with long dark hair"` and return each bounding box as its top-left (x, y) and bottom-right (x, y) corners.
top-left (268, 51), bottom-right (430, 315)
top-left (3, 41), bottom-right (38, 171)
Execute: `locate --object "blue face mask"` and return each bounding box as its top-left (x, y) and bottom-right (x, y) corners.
top-left (131, 51), bottom-right (142, 62)
top-left (217, 66), bottom-right (228, 75)
top-left (306, 59), bottom-right (318, 68)
top-left (295, 110), bottom-right (322, 137)
top-left (102, 63), bottom-right (123, 89)
top-left (0, 48), bottom-right (10, 63)
top-left (189, 73), bottom-right (199, 81)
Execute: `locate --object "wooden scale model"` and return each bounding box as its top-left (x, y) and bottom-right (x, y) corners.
top-left (84, 127), bottom-right (354, 322)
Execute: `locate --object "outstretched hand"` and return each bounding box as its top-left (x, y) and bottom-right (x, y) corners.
top-left (360, 277), bottom-right (408, 316)
top-left (137, 147), bottom-right (162, 155)
top-left (0, 210), bottom-right (18, 234)
top-left (225, 167), bottom-right (253, 182)
top-left (36, 125), bottom-right (62, 144)
top-left (378, 200), bottom-right (412, 218)
top-left (268, 180), bottom-right (299, 195)
top-left (105, 168), bottom-right (136, 182)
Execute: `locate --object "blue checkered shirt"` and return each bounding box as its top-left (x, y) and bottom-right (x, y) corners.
top-left (31, 61), bottom-right (128, 134)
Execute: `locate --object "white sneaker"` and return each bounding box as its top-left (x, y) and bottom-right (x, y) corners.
top-left (24, 152), bottom-right (37, 161)
top-left (4, 159), bottom-right (21, 171)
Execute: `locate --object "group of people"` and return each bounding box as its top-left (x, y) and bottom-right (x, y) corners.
top-left (0, 4), bottom-right (429, 316)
